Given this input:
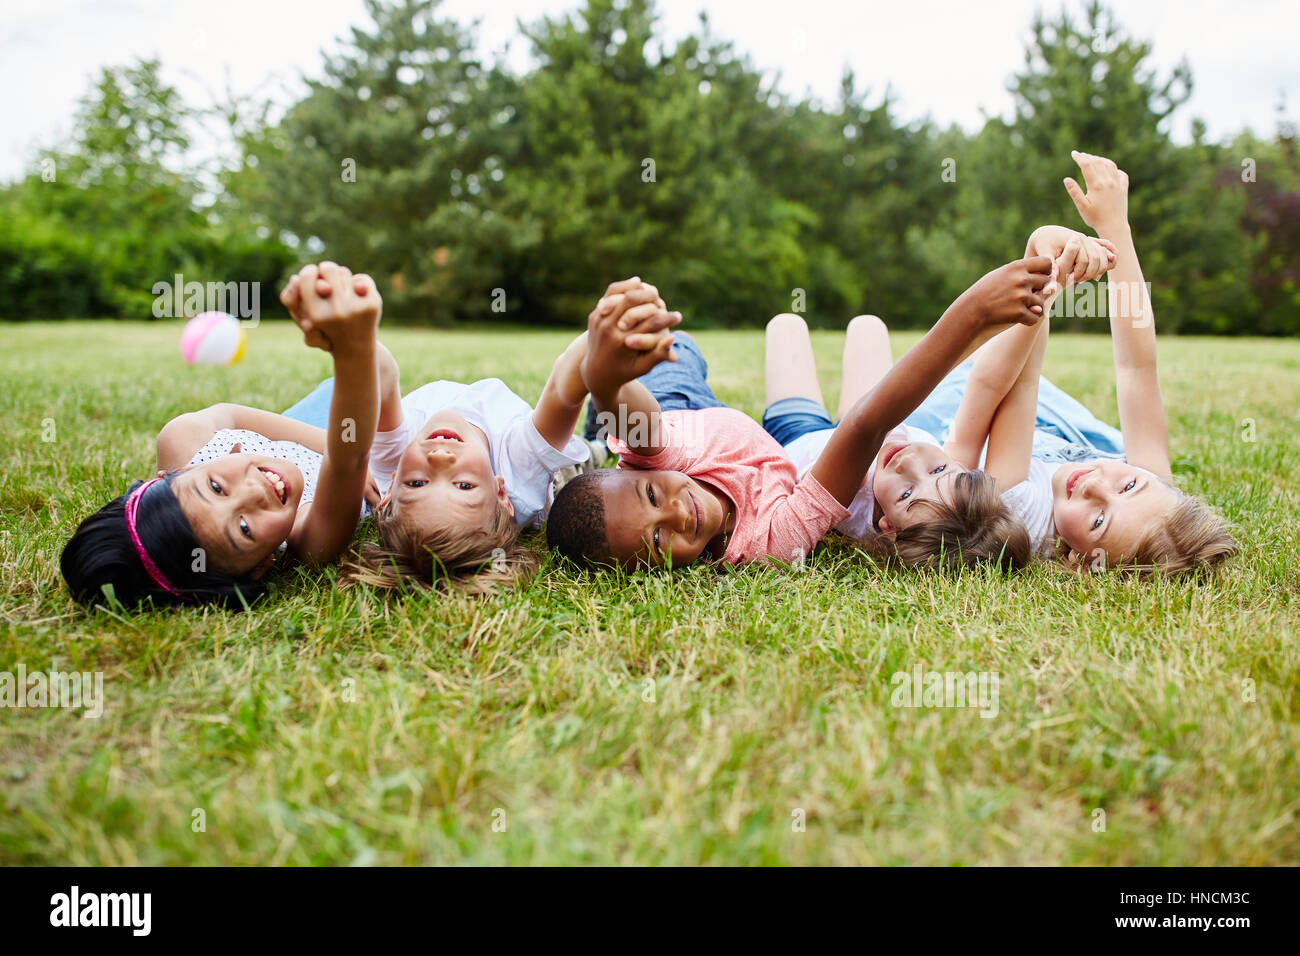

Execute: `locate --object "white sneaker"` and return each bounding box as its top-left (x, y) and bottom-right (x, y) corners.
top-left (551, 437), bottom-right (609, 498)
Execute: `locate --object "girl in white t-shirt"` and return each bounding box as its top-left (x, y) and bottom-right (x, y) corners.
top-left (762, 224), bottom-right (1116, 571)
top-left (916, 154), bottom-right (1234, 573)
top-left (997, 152), bottom-right (1236, 572)
top-left (767, 153), bottom-right (1236, 576)
top-left (282, 277), bottom-right (680, 594)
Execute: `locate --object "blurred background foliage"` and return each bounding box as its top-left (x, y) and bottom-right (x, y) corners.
top-left (2, 0), bottom-right (1297, 332)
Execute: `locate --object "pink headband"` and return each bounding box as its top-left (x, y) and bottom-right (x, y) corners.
top-left (125, 477), bottom-right (186, 599)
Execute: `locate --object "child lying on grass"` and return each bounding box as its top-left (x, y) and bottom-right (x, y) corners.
top-left (1004, 151), bottom-right (1235, 571)
top-left (546, 256), bottom-right (1056, 569)
top-left (279, 276), bottom-right (679, 593)
top-left (61, 262), bottom-right (383, 608)
top-left (758, 152), bottom-right (1235, 575)
top-left (760, 225), bottom-right (1115, 570)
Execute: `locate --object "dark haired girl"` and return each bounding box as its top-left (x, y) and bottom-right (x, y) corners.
top-left (61, 263), bottom-right (383, 608)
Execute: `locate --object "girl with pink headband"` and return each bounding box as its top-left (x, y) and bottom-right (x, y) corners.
top-left (61, 263), bottom-right (382, 608)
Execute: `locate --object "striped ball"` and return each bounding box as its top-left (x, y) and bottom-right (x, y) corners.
top-left (179, 312), bottom-right (247, 366)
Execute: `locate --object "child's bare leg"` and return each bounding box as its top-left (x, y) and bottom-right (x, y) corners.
top-left (764, 313), bottom-right (825, 408)
top-left (837, 314), bottom-right (893, 419)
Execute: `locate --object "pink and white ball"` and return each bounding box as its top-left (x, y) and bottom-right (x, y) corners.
top-left (179, 312), bottom-right (247, 366)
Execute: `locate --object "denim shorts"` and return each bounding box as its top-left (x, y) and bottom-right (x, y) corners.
top-left (761, 360), bottom-right (1127, 463)
top-left (761, 396), bottom-right (835, 447)
top-left (282, 377), bottom-right (334, 429)
top-left (902, 362), bottom-right (1126, 463)
top-left (584, 333), bottom-right (725, 440)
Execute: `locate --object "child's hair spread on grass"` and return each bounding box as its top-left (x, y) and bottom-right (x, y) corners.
top-left (1134, 493), bottom-right (1237, 571)
top-left (343, 494), bottom-right (538, 594)
top-left (545, 471), bottom-right (611, 566)
top-left (869, 470), bottom-right (1032, 572)
top-left (60, 473), bottom-right (264, 609)
top-left (1069, 489), bottom-right (1237, 575)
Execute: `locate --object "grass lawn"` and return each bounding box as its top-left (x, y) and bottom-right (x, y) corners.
top-left (1, 320), bottom-right (1297, 865)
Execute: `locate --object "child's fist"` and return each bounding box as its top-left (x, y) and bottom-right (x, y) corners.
top-left (1027, 225), bottom-right (1117, 292)
top-left (1064, 150), bottom-right (1130, 232)
top-left (964, 256), bottom-right (1054, 330)
top-left (1053, 233), bottom-right (1116, 287)
top-left (583, 279), bottom-right (680, 398)
top-left (595, 279), bottom-right (681, 350)
top-left (281, 262), bottom-right (381, 353)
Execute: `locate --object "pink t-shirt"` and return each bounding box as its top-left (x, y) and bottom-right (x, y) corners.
top-left (608, 407), bottom-right (850, 566)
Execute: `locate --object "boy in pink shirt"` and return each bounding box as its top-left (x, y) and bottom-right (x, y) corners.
top-left (548, 260), bottom-right (1056, 569)
top-left (605, 405), bottom-right (850, 566)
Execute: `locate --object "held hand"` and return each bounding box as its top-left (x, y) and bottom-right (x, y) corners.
top-left (584, 282), bottom-right (678, 399)
top-left (1053, 233), bottom-right (1117, 286)
top-left (281, 262), bottom-right (381, 355)
top-left (592, 277), bottom-right (676, 348)
top-left (1064, 150), bottom-right (1130, 232)
top-left (279, 274), bottom-right (332, 351)
top-left (599, 294), bottom-right (682, 350)
top-left (1027, 226), bottom-right (1117, 291)
top-left (964, 256), bottom-right (1054, 330)
top-left (595, 277), bottom-right (668, 319)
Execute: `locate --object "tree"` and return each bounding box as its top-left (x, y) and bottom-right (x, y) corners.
top-left (1229, 109), bottom-right (1300, 334)
top-left (491, 0), bottom-right (811, 325)
top-left (931, 0), bottom-right (1256, 333)
top-left (1, 59), bottom-right (291, 319)
top-left (239, 0), bottom-right (512, 321)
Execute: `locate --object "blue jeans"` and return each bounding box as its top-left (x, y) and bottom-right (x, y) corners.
top-left (761, 362), bottom-right (1126, 464)
top-left (282, 377), bottom-right (334, 429)
top-left (761, 397), bottom-right (834, 447)
top-left (583, 333), bottom-right (725, 440)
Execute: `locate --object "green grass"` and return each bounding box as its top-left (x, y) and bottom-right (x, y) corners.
top-left (1, 320), bottom-right (1297, 865)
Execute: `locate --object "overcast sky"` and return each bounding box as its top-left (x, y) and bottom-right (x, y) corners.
top-left (3, 0), bottom-right (1297, 181)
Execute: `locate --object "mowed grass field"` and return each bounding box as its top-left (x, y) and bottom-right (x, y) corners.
top-left (1, 319), bottom-right (1297, 866)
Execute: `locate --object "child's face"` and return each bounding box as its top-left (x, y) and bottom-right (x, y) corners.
top-left (599, 469), bottom-right (727, 568)
top-left (1051, 460), bottom-right (1179, 565)
top-left (173, 451), bottom-right (303, 576)
top-left (385, 411), bottom-right (514, 531)
top-left (871, 439), bottom-right (967, 537)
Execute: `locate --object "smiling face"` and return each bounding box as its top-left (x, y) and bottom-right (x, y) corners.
top-left (1051, 459), bottom-right (1180, 565)
top-left (871, 439), bottom-right (968, 538)
top-left (384, 410), bottom-right (514, 535)
top-left (598, 469), bottom-right (730, 568)
top-left (173, 451), bottom-right (303, 576)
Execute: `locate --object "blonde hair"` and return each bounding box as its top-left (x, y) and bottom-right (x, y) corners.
top-left (856, 471), bottom-right (1032, 572)
top-left (341, 497), bottom-right (539, 595)
top-left (1081, 493), bottom-right (1237, 576)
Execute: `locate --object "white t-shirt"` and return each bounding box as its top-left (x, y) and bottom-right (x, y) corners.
top-left (999, 458), bottom-right (1061, 556)
top-left (781, 424), bottom-right (941, 539)
top-left (368, 378), bottom-right (587, 529)
top-left (1001, 457), bottom-right (1126, 557)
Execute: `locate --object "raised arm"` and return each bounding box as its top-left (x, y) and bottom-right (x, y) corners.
top-left (809, 256), bottom-right (1053, 505)
top-left (284, 263), bottom-right (382, 564)
top-left (156, 405), bottom-right (329, 472)
top-left (532, 332), bottom-right (592, 451)
top-left (945, 226), bottom-right (1115, 469)
top-left (581, 282), bottom-right (679, 457)
top-left (982, 316), bottom-right (1050, 489)
top-left (534, 279), bottom-right (680, 452)
top-left (1064, 150), bottom-right (1171, 481)
top-left (373, 341), bottom-right (404, 432)
top-left (281, 270), bottom-right (403, 434)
